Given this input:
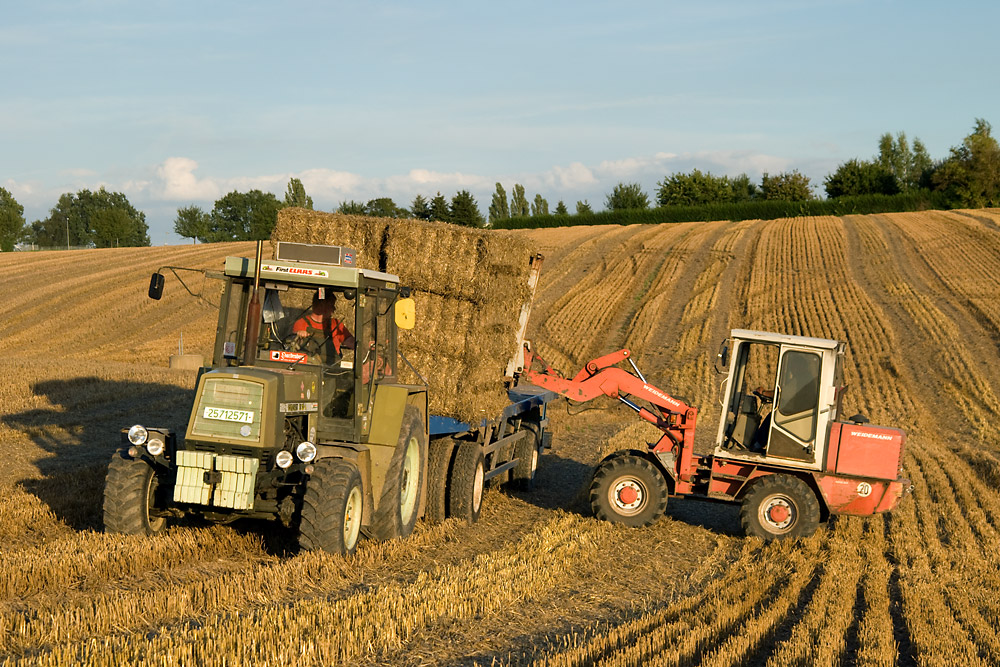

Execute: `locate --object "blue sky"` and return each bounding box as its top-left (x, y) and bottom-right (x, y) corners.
top-left (2, 0), bottom-right (997, 243)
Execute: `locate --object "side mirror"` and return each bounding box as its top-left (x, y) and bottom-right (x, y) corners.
top-left (148, 272), bottom-right (165, 300)
top-left (395, 297), bottom-right (415, 330)
top-left (714, 340), bottom-right (729, 374)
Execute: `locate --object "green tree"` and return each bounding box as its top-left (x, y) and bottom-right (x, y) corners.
top-left (208, 189), bottom-right (283, 241)
top-left (606, 182), bottom-right (650, 210)
top-left (283, 178), bottom-right (314, 209)
top-left (877, 131), bottom-right (934, 191)
top-left (730, 174), bottom-right (759, 202)
top-left (488, 183), bottom-right (510, 224)
top-left (510, 184), bottom-right (530, 217)
top-left (531, 194), bottom-right (549, 216)
top-left (656, 169), bottom-right (735, 206)
top-left (911, 138), bottom-right (934, 189)
top-left (410, 194), bottom-right (431, 220)
top-left (759, 171), bottom-right (815, 201)
top-left (429, 192), bottom-right (451, 222)
top-left (337, 200), bottom-right (367, 215)
top-left (174, 205), bottom-right (211, 243)
top-left (824, 159), bottom-right (899, 198)
top-left (364, 198), bottom-right (406, 218)
top-left (30, 188), bottom-right (150, 248)
top-left (0, 187), bottom-right (26, 252)
top-left (449, 190), bottom-right (484, 227)
top-left (576, 200), bottom-right (593, 215)
top-left (932, 118), bottom-right (1000, 208)
top-left (554, 200), bottom-right (569, 216)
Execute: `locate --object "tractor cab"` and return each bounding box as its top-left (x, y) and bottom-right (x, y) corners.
top-left (715, 330), bottom-right (845, 470)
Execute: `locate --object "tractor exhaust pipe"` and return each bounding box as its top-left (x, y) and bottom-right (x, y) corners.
top-left (242, 240), bottom-right (264, 366)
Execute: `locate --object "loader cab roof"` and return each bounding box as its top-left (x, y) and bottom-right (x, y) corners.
top-left (730, 329), bottom-right (840, 350)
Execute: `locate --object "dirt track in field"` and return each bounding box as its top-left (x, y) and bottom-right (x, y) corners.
top-left (0, 209), bottom-right (999, 665)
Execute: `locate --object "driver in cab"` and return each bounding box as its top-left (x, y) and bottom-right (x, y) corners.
top-left (293, 291), bottom-right (355, 362)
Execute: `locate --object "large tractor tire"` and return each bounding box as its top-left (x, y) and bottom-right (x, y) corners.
top-left (448, 441), bottom-right (485, 523)
top-left (740, 474), bottom-right (821, 540)
top-left (103, 450), bottom-right (168, 536)
top-left (372, 406), bottom-right (426, 540)
top-left (511, 423), bottom-right (542, 491)
top-left (424, 438), bottom-right (455, 524)
top-left (589, 454), bottom-right (668, 528)
top-left (298, 459), bottom-right (364, 556)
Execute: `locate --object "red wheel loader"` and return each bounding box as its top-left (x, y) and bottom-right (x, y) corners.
top-left (524, 330), bottom-right (910, 540)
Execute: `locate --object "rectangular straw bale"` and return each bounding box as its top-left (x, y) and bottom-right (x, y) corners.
top-left (272, 208), bottom-right (537, 424)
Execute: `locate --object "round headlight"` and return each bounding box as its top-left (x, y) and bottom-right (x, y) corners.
top-left (127, 425), bottom-right (148, 446)
top-left (146, 437), bottom-right (165, 456)
top-left (295, 441), bottom-right (317, 463)
top-left (275, 450), bottom-right (294, 469)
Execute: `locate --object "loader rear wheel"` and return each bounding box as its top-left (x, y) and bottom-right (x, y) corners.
top-left (372, 406), bottom-right (426, 541)
top-left (298, 460), bottom-right (364, 556)
top-left (448, 442), bottom-right (485, 523)
top-left (590, 454), bottom-right (668, 528)
top-left (740, 474), bottom-right (820, 540)
top-left (425, 438), bottom-right (455, 524)
top-left (103, 450), bottom-right (168, 536)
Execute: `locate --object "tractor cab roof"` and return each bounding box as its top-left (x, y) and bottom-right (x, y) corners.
top-left (730, 329), bottom-right (840, 350)
top-left (223, 241), bottom-right (401, 289)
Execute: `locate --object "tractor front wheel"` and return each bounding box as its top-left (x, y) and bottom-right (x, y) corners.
top-left (589, 454), bottom-right (668, 528)
top-left (298, 459), bottom-right (364, 556)
top-left (103, 450), bottom-right (168, 535)
top-left (740, 474), bottom-right (820, 540)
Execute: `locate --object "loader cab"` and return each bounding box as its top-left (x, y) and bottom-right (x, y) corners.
top-left (715, 330), bottom-right (843, 471)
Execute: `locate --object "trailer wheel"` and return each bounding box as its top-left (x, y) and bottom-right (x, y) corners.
top-left (425, 438), bottom-right (455, 524)
top-left (103, 450), bottom-right (168, 535)
top-left (298, 460), bottom-right (364, 556)
top-left (372, 406), bottom-right (426, 541)
top-left (589, 454), bottom-right (668, 528)
top-left (449, 442), bottom-right (485, 523)
top-left (512, 423), bottom-right (542, 491)
top-left (740, 474), bottom-right (820, 540)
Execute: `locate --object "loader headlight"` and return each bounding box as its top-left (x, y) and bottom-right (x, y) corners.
top-left (295, 441), bottom-right (317, 463)
top-left (127, 424), bottom-right (148, 446)
top-left (145, 436), bottom-right (165, 457)
top-left (275, 450), bottom-right (294, 469)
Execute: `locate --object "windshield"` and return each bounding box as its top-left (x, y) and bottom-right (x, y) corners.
top-left (258, 284), bottom-right (357, 368)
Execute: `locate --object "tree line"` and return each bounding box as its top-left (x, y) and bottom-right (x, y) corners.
top-left (2, 118), bottom-right (997, 250)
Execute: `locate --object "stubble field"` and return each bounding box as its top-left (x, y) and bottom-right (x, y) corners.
top-left (1, 209), bottom-right (999, 665)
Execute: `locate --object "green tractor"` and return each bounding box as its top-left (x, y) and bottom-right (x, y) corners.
top-left (104, 242), bottom-right (427, 555)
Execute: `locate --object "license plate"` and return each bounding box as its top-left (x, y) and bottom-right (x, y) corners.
top-left (203, 406), bottom-right (254, 423)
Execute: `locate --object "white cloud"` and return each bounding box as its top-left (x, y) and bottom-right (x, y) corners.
top-left (156, 157), bottom-right (221, 201)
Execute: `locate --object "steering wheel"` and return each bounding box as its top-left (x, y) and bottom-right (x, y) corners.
top-left (752, 387), bottom-right (774, 404)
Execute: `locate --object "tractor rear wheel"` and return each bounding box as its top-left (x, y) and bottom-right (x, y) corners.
top-left (448, 442), bottom-right (485, 523)
top-left (590, 454), bottom-right (668, 527)
top-left (372, 406), bottom-right (426, 541)
top-left (103, 450), bottom-right (168, 535)
top-left (424, 438), bottom-right (455, 524)
top-left (511, 423), bottom-right (542, 491)
top-left (298, 459), bottom-right (364, 556)
top-left (740, 474), bottom-right (820, 540)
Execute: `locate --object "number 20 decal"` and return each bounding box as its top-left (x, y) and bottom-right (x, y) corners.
top-left (856, 482), bottom-right (872, 497)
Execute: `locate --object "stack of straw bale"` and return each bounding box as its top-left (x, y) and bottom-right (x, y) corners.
top-left (272, 208), bottom-right (536, 424)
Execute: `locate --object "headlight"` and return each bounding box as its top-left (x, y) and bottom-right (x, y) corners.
top-left (146, 437), bottom-right (165, 456)
top-left (127, 425), bottom-right (148, 446)
top-left (295, 441), bottom-right (317, 463)
top-left (275, 450), bottom-right (294, 469)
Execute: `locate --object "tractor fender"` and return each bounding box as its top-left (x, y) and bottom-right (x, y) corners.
top-left (596, 448), bottom-right (676, 494)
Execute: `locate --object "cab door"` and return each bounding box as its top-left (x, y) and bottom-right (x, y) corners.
top-left (766, 347), bottom-right (823, 463)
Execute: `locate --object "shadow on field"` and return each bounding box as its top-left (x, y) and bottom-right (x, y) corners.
top-left (2, 376), bottom-right (195, 531)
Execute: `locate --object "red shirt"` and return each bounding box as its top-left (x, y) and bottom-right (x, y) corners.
top-left (293, 314), bottom-right (353, 354)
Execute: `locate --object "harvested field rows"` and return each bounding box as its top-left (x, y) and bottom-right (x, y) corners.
top-left (0, 208), bottom-right (998, 664)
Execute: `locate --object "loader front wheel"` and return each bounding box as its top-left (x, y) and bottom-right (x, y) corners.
top-left (448, 442), bottom-right (485, 523)
top-left (298, 460), bottom-right (364, 556)
top-left (740, 474), bottom-right (820, 540)
top-left (103, 450), bottom-right (168, 536)
top-left (590, 454), bottom-right (668, 528)
top-left (372, 406), bottom-right (426, 541)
